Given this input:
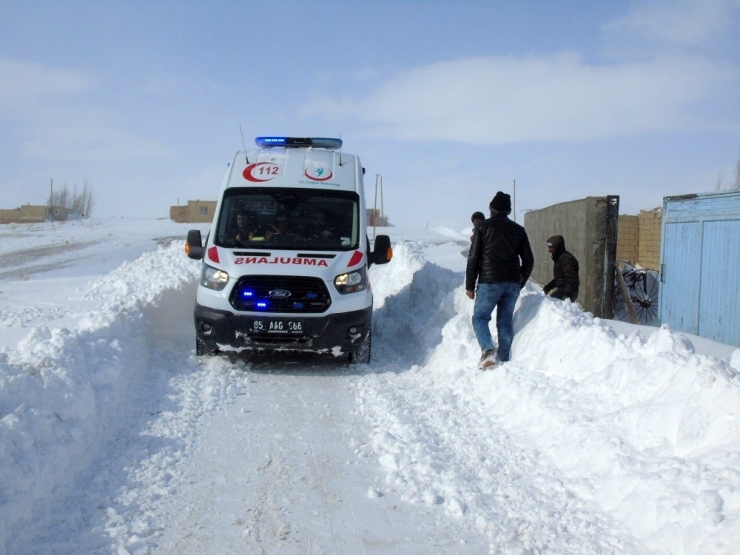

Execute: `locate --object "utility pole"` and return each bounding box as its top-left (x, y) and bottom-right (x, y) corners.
top-left (372, 174), bottom-right (385, 239)
top-left (513, 179), bottom-right (516, 223)
top-left (373, 174), bottom-right (379, 240)
top-left (50, 178), bottom-right (54, 222)
top-left (380, 174), bottom-right (384, 225)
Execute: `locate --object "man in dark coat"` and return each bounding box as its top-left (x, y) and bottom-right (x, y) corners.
top-left (466, 192), bottom-right (534, 370)
top-left (470, 211), bottom-right (485, 242)
top-left (543, 235), bottom-right (579, 302)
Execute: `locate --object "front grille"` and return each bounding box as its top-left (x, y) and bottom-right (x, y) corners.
top-left (229, 275), bottom-right (331, 313)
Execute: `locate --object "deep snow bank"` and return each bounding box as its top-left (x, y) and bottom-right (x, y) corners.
top-left (365, 239), bottom-right (740, 554)
top-left (0, 242), bottom-right (200, 549)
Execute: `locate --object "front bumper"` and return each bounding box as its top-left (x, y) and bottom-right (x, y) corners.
top-left (194, 302), bottom-right (372, 355)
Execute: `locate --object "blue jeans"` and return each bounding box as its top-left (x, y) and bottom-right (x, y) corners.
top-left (472, 282), bottom-right (520, 362)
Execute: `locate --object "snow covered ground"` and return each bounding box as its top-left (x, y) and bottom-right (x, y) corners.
top-left (1, 218), bottom-right (739, 554)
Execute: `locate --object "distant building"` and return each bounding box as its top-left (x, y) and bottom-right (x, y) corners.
top-left (170, 200), bottom-right (217, 223)
top-left (49, 206), bottom-right (73, 221)
top-left (0, 205), bottom-right (71, 224)
top-left (367, 208), bottom-right (389, 227)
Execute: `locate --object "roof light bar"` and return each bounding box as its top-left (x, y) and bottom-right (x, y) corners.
top-left (255, 137), bottom-right (343, 150)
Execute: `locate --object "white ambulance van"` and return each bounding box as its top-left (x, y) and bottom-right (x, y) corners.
top-left (185, 137), bottom-right (392, 363)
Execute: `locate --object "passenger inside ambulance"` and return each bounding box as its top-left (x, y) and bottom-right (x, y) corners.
top-left (264, 212), bottom-right (299, 241)
top-left (233, 210), bottom-right (256, 245)
top-left (219, 209), bottom-right (257, 246)
top-left (303, 210), bottom-right (339, 241)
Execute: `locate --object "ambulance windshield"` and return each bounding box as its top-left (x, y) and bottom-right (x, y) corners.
top-left (214, 187), bottom-right (360, 251)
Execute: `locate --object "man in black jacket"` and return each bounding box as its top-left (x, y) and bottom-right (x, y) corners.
top-left (470, 210), bottom-right (485, 241)
top-left (543, 235), bottom-right (579, 302)
top-left (466, 192), bottom-right (534, 370)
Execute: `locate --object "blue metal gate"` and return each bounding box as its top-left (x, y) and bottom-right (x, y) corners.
top-left (660, 191), bottom-right (740, 347)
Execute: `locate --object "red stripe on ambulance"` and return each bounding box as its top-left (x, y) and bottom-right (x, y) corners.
top-left (347, 250), bottom-right (364, 267)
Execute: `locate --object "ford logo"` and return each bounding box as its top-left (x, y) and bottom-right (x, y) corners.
top-left (269, 289), bottom-right (291, 298)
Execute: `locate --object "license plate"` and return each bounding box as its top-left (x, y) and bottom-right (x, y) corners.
top-left (251, 319), bottom-right (304, 335)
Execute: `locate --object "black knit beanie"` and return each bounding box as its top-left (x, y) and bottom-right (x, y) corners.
top-left (490, 191), bottom-right (511, 215)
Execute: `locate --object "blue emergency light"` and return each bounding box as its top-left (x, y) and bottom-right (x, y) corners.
top-left (255, 137), bottom-right (343, 150)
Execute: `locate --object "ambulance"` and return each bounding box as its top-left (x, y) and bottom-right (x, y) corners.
top-left (185, 137), bottom-right (392, 363)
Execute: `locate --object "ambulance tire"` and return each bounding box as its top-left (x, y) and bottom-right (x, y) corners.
top-left (349, 331), bottom-right (372, 364)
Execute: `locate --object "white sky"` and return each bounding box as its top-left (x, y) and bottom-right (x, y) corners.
top-left (1, 0), bottom-right (739, 227)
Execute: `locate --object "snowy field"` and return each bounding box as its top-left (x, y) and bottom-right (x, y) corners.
top-left (1, 218), bottom-right (739, 554)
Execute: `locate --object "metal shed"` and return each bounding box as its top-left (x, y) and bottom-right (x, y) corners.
top-left (660, 190), bottom-right (740, 347)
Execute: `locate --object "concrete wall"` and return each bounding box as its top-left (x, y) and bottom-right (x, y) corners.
top-left (524, 196), bottom-right (619, 319)
top-left (170, 200), bottom-right (217, 223)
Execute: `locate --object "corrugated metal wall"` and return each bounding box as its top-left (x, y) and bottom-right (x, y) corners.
top-left (660, 191), bottom-right (740, 347)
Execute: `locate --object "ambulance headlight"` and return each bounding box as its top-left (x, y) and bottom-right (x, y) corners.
top-left (334, 267), bottom-right (366, 294)
top-left (200, 264), bottom-right (229, 291)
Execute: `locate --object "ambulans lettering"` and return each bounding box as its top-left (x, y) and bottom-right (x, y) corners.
top-left (234, 257), bottom-right (329, 267)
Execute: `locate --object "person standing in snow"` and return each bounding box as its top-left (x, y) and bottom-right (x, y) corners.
top-left (543, 235), bottom-right (579, 302)
top-left (464, 211), bottom-right (486, 257)
top-left (466, 192), bottom-right (534, 370)
top-left (470, 211), bottom-right (485, 242)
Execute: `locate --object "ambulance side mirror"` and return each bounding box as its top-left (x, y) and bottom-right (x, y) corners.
top-left (185, 229), bottom-right (205, 260)
top-left (372, 235), bottom-right (392, 265)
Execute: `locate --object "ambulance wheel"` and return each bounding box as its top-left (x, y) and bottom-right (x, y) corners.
top-left (349, 331), bottom-right (371, 364)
